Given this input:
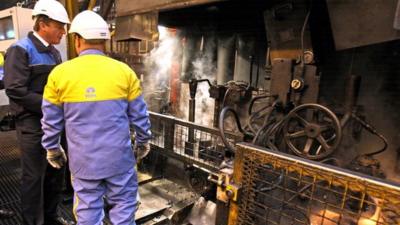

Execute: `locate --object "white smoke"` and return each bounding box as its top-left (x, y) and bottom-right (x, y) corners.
top-left (179, 35), bottom-right (217, 127)
top-left (143, 28), bottom-right (217, 127)
top-left (143, 26), bottom-right (180, 112)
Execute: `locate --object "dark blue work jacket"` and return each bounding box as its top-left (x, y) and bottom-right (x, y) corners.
top-left (3, 32), bottom-right (61, 118)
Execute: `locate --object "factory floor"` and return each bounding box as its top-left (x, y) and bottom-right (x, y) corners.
top-left (0, 131), bottom-right (198, 225)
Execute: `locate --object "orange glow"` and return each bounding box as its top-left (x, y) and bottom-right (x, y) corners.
top-left (310, 209), bottom-right (340, 225)
top-left (357, 206), bottom-right (381, 225)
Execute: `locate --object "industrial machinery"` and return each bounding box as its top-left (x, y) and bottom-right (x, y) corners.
top-left (0, 0), bottom-right (400, 225)
top-left (113, 0), bottom-right (400, 224)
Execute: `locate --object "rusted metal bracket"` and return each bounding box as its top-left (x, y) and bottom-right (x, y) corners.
top-left (213, 168), bottom-right (241, 204)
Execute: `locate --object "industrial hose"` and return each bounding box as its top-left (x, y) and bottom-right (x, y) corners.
top-left (218, 106), bottom-right (252, 153)
top-left (248, 94), bottom-right (271, 115)
top-left (247, 104), bottom-right (274, 134)
top-left (252, 119), bottom-right (281, 152)
top-left (352, 113), bottom-right (388, 157)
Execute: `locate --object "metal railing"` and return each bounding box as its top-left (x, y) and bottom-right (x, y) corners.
top-left (149, 112), bottom-right (243, 172)
top-left (229, 143), bottom-right (400, 225)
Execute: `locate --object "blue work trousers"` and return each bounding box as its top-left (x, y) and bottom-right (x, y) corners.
top-left (71, 168), bottom-right (138, 225)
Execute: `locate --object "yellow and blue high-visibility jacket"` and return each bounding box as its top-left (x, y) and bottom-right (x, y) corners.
top-left (41, 49), bottom-right (151, 179)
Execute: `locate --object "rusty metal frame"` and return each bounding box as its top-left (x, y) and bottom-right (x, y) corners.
top-left (149, 112), bottom-right (242, 172)
top-left (229, 143), bottom-right (400, 225)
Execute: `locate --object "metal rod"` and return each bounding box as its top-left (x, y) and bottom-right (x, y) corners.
top-left (188, 98), bottom-right (195, 142)
top-left (249, 55), bottom-right (254, 87)
top-left (87, 0), bottom-right (97, 10)
top-left (344, 74), bottom-right (361, 114)
top-left (100, 0), bottom-right (114, 19)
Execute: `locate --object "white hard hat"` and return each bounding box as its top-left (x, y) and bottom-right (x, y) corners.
top-left (32, 0), bottom-right (70, 24)
top-left (69, 10), bottom-right (110, 40)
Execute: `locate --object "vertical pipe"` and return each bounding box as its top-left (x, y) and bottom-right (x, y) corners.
top-left (344, 75), bottom-right (361, 113)
top-left (217, 35), bottom-right (235, 85)
top-left (394, 0), bottom-right (400, 29)
top-left (199, 35), bottom-right (204, 53)
top-left (87, 0), bottom-right (97, 10)
top-left (65, 0), bottom-right (79, 59)
top-left (188, 80), bottom-right (197, 143)
top-left (255, 50), bottom-right (260, 88)
top-left (213, 100), bottom-right (220, 128)
top-left (233, 35), bottom-right (255, 84)
top-left (180, 33), bottom-right (197, 81)
top-left (164, 117), bottom-right (175, 151)
top-left (110, 30), bottom-right (114, 53)
top-left (189, 99), bottom-right (196, 123)
top-left (249, 55), bottom-right (254, 86)
top-left (100, 0), bottom-right (114, 20)
top-left (169, 30), bottom-right (182, 113)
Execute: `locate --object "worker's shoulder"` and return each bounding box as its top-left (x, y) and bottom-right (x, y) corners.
top-left (76, 54), bottom-right (129, 67)
top-left (56, 55), bottom-right (97, 68)
top-left (55, 58), bottom-right (75, 68)
top-left (101, 56), bottom-right (138, 77)
top-left (106, 56), bottom-right (134, 71)
top-left (8, 37), bottom-right (31, 52)
top-left (53, 55), bottom-right (135, 75)
top-left (50, 58), bottom-right (75, 76)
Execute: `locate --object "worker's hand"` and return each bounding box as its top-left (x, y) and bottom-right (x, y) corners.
top-left (46, 148), bottom-right (67, 169)
top-left (134, 142), bottom-right (151, 162)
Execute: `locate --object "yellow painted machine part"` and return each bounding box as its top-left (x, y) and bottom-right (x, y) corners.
top-left (228, 143), bottom-right (400, 225)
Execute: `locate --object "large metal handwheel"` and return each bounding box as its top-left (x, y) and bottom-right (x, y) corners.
top-left (283, 103), bottom-right (342, 160)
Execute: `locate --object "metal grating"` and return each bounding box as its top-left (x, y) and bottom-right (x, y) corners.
top-left (0, 131), bottom-right (115, 225)
top-left (0, 131), bottom-right (20, 211)
top-left (0, 202), bottom-right (22, 225)
top-left (149, 112), bottom-right (242, 172)
top-left (0, 131), bottom-right (21, 225)
top-left (229, 143), bottom-right (400, 225)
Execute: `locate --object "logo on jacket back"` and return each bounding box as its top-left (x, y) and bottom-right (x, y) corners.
top-left (85, 87), bottom-right (96, 99)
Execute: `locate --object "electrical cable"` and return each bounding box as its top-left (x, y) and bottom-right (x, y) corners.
top-left (300, 0), bottom-right (312, 68)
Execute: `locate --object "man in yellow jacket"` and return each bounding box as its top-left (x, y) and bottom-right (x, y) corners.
top-left (41, 11), bottom-right (151, 225)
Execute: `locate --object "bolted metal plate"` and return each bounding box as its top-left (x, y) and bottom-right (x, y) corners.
top-left (115, 12), bottom-right (159, 42)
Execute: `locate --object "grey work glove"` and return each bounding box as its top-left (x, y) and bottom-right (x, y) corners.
top-left (134, 142), bottom-right (151, 162)
top-left (46, 148), bottom-right (67, 169)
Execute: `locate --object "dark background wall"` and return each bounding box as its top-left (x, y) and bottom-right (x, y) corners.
top-left (0, 1), bottom-right (33, 10)
top-left (310, 0), bottom-right (400, 182)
